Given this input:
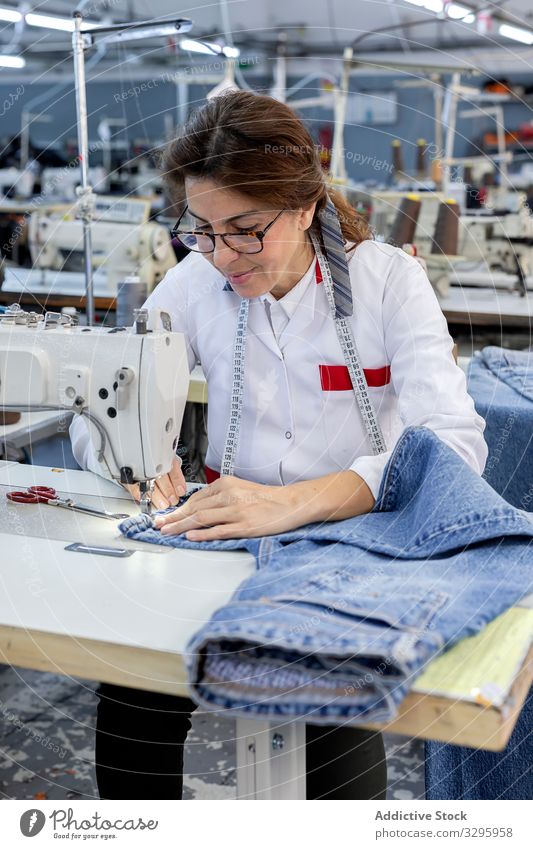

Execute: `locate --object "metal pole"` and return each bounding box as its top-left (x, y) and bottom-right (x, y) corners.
top-left (442, 72), bottom-right (461, 198)
top-left (494, 104), bottom-right (508, 193)
top-left (271, 51), bottom-right (287, 103)
top-left (330, 46), bottom-right (352, 187)
top-left (20, 111), bottom-right (30, 171)
top-left (70, 14), bottom-right (192, 325)
top-left (72, 11), bottom-right (95, 326)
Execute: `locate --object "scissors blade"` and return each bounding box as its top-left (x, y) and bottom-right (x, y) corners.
top-left (51, 499), bottom-right (130, 520)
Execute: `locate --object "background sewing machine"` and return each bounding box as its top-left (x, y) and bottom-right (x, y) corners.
top-left (0, 304), bottom-right (189, 511)
top-left (40, 166), bottom-right (109, 201)
top-left (2, 196), bottom-right (176, 299)
top-left (355, 185), bottom-right (532, 290)
top-left (0, 167), bottom-right (35, 200)
top-left (457, 194), bottom-right (533, 294)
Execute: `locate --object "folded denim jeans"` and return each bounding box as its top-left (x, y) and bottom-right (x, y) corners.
top-left (119, 425), bottom-right (533, 726)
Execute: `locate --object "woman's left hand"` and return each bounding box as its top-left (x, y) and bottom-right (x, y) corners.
top-left (153, 476), bottom-right (300, 541)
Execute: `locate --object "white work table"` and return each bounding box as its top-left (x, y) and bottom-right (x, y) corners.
top-left (0, 460), bottom-right (254, 694)
top-left (440, 285), bottom-right (532, 327)
top-left (0, 460), bottom-right (531, 798)
top-left (0, 411), bottom-right (73, 456)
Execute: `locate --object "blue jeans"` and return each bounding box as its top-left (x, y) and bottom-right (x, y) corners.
top-left (120, 425), bottom-right (533, 726)
top-left (425, 347), bottom-right (533, 800)
top-left (466, 347), bottom-right (533, 510)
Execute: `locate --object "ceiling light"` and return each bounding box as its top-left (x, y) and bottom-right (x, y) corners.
top-left (498, 23), bottom-right (533, 45)
top-left (0, 54), bottom-right (25, 68)
top-left (403, 0), bottom-right (444, 13)
top-left (0, 7), bottom-right (22, 23)
top-left (180, 38), bottom-right (218, 54)
top-left (25, 13), bottom-right (75, 32)
top-left (179, 38), bottom-right (239, 58)
top-left (446, 4), bottom-right (475, 23)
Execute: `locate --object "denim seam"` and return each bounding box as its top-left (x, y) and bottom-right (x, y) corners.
top-left (257, 537), bottom-right (273, 569)
top-left (375, 426), bottom-right (420, 512)
top-left (268, 590), bottom-right (449, 634)
top-left (414, 514), bottom-right (530, 546)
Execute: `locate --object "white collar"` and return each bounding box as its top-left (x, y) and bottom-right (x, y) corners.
top-left (259, 255), bottom-right (316, 319)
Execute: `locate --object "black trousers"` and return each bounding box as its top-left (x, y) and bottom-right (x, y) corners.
top-left (95, 684), bottom-right (387, 800)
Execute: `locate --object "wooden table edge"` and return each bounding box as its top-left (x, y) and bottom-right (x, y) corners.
top-left (1, 625), bottom-right (530, 750)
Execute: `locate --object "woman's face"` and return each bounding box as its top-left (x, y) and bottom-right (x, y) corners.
top-left (183, 177), bottom-right (316, 299)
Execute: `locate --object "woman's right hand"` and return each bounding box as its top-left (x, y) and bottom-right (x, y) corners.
top-left (123, 456), bottom-right (187, 510)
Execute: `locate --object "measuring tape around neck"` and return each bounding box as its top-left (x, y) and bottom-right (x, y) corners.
top-left (220, 295), bottom-right (250, 477)
top-left (219, 234), bottom-right (387, 477)
top-left (310, 230), bottom-right (388, 456)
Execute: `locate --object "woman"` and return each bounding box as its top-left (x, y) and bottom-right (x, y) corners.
top-left (70, 91), bottom-right (487, 800)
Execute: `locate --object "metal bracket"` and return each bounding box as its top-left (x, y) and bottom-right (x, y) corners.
top-left (235, 719), bottom-right (306, 799)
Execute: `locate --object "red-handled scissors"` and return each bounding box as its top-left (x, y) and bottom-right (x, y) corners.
top-left (5, 486), bottom-right (129, 520)
top-left (6, 486), bottom-right (58, 504)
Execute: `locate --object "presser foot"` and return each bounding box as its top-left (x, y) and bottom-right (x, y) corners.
top-left (139, 480), bottom-right (154, 516)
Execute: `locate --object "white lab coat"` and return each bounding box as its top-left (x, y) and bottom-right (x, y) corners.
top-left (70, 239), bottom-right (488, 499)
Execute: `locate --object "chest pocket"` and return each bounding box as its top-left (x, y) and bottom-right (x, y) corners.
top-left (319, 364), bottom-right (391, 468)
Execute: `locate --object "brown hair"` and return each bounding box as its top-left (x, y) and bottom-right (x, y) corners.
top-left (160, 90), bottom-right (371, 247)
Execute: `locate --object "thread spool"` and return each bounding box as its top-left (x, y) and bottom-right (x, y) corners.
top-left (431, 158), bottom-right (442, 189)
top-left (116, 275), bottom-right (148, 328)
top-left (416, 139), bottom-right (427, 177)
top-left (0, 410), bottom-right (20, 425)
top-left (392, 139), bottom-right (404, 176)
top-left (431, 199), bottom-right (460, 256)
top-left (463, 163), bottom-right (480, 209)
top-left (388, 194), bottom-right (421, 247)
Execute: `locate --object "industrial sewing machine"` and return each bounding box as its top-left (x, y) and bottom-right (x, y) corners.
top-left (457, 193), bottom-right (533, 294)
top-left (24, 195), bottom-right (176, 297)
top-left (40, 166), bottom-right (109, 200)
top-left (0, 167), bottom-right (35, 200)
top-left (359, 187), bottom-right (533, 297)
top-left (0, 304), bottom-right (189, 512)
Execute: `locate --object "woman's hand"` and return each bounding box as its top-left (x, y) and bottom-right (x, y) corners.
top-left (123, 456), bottom-right (187, 510)
top-left (152, 470), bottom-right (375, 541)
top-left (153, 476), bottom-right (298, 541)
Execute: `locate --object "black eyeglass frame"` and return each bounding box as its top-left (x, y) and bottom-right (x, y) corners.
top-left (170, 207), bottom-right (287, 254)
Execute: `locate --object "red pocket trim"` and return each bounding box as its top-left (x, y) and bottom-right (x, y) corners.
top-left (319, 364), bottom-right (391, 390)
top-left (205, 465), bottom-right (220, 483)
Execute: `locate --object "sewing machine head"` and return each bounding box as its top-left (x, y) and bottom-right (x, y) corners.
top-left (0, 306), bottom-right (189, 512)
top-left (27, 196), bottom-right (176, 296)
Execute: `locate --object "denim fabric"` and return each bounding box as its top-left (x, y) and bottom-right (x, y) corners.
top-left (466, 347), bottom-right (533, 510)
top-left (426, 348), bottom-right (533, 800)
top-left (425, 690), bottom-right (533, 800)
top-left (119, 426), bottom-right (533, 726)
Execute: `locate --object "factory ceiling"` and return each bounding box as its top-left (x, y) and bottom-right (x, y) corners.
top-left (1, 1), bottom-right (533, 76)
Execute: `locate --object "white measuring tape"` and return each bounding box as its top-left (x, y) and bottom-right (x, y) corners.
top-left (220, 232), bottom-right (387, 477)
top-left (220, 295), bottom-right (250, 477)
top-left (310, 230), bottom-right (388, 456)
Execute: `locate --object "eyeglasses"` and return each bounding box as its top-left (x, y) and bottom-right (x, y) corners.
top-left (170, 207), bottom-right (286, 254)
